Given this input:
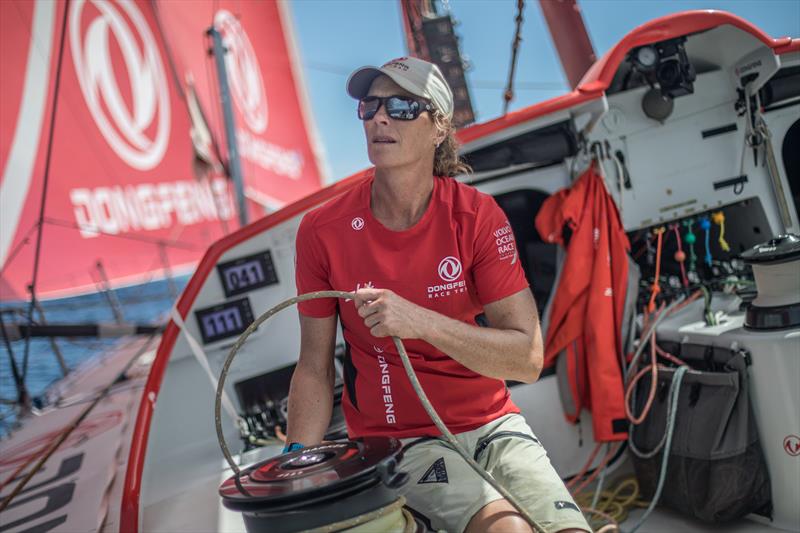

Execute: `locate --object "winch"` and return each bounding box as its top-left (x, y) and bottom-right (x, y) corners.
top-left (740, 234), bottom-right (800, 330)
top-left (219, 437), bottom-right (416, 532)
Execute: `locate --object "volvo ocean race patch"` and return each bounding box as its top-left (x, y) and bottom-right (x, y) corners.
top-left (493, 222), bottom-right (517, 262)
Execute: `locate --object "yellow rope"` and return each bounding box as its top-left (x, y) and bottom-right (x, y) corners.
top-left (711, 211), bottom-right (730, 252)
top-left (575, 476), bottom-right (650, 526)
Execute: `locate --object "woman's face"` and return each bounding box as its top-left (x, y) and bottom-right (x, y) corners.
top-left (362, 75), bottom-right (441, 172)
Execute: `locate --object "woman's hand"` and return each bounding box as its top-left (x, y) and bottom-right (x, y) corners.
top-left (353, 287), bottom-right (431, 339)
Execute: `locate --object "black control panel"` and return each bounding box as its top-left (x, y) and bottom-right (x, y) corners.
top-left (216, 250), bottom-right (278, 298)
top-left (195, 297), bottom-right (254, 344)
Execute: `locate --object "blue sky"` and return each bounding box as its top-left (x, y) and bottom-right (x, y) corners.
top-left (288, 0), bottom-right (800, 184)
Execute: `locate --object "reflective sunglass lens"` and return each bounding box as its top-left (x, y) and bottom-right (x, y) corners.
top-left (386, 97), bottom-right (418, 120)
top-left (357, 95), bottom-right (426, 121)
top-left (358, 98), bottom-right (380, 120)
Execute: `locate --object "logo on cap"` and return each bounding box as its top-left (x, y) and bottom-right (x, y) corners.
top-left (383, 57), bottom-right (410, 71)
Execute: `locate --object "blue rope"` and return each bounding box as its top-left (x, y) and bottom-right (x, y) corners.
top-left (625, 365), bottom-right (689, 533)
top-left (700, 217), bottom-right (712, 267)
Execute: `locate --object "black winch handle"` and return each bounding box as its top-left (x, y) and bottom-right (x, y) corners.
top-left (377, 457), bottom-right (409, 489)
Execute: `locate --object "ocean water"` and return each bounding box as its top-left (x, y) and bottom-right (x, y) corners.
top-left (0, 276), bottom-right (189, 438)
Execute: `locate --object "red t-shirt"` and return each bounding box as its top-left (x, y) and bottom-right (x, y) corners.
top-left (295, 173), bottom-right (529, 438)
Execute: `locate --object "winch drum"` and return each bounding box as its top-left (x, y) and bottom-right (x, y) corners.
top-left (218, 438), bottom-right (416, 532)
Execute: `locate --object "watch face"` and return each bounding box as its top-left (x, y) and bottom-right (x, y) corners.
top-left (636, 46), bottom-right (657, 68)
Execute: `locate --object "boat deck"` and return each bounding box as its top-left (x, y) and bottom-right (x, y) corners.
top-left (137, 441), bottom-right (788, 533)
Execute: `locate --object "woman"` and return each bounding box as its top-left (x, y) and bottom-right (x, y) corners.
top-left (287, 56), bottom-right (589, 533)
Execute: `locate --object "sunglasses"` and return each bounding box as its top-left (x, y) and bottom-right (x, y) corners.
top-left (358, 95), bottom-right (434, 121)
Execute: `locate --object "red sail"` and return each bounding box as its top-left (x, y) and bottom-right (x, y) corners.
top-left (155, 0), bottom-right (327, 214)
top-left (0, 0), bottom-right (324, 301)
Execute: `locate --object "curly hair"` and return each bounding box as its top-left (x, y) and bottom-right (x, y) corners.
top-left (432, 111), bottom-right (472, 177)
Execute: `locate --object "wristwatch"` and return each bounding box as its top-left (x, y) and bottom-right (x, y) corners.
top-left (282, 442), bottom-right (304, 453)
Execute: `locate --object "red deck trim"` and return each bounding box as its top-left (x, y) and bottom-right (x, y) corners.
top-left (775, 38), bottom-right (800, 55)
top-left (455, 10), bottom-right (795, 148)
top-left (456, 91), bottom-right (598, 145)
top-left (119, 10), bottom-right (795, 531)
top-left (577, 10), bottom-right (794, 93)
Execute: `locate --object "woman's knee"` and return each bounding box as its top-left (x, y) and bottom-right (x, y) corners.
top-left (464, 499), bottom-right (534, 533)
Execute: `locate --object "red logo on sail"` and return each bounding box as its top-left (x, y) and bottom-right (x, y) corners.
top-left (69, 0), bottom-right (171, 170)
top-left (214, 9), bottom-right (268, 134)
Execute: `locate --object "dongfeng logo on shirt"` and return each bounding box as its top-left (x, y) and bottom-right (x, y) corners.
top-left (351, 217), bottom-right (365, 231)
top-left (438, 256), bottom-right (462, 281)
top-left (427, 256), bottom-right (466, 299)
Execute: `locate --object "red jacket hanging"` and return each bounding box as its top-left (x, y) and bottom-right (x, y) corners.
top-left (535, 162), bottom-right (630, 442)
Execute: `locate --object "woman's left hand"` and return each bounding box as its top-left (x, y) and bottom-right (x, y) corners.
top-left (353, 287), bottom-right (431, 340)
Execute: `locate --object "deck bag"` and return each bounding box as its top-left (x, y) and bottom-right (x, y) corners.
top-left (630, 343), bottom-right (771, 523)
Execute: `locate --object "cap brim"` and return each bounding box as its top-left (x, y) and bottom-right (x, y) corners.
top-left (346, 65), bottom-right (427, 102)
top-left (346, 67), bottom-right (383, 99)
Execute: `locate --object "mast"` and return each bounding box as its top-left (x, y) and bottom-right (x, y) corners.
top-left (537, 0), bottom-right (596, 89)
top-left (399, 0), bottom-right (432, 60)
top-left (398, 0), bottom-right (474, 127)
top-left (207, 27), bottom-right (249, 228)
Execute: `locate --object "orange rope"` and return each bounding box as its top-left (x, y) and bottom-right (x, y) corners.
top-left (625, 291), bottom-right (701, 427)
top-left (566, 442), bottom-right (603, 490)
top-left (570, 443), bottom-right (621, 497)
top-left (647, 227), bottom-right (666, 313)
top-left (625, 332), bottom-right (659, 425)
top-left (655, 345), bottom-right (688, 367)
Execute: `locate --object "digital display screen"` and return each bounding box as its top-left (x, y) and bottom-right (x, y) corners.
top-left (195, 298), bottom-right (254, 344)
top-left (216, 251), bottom-right (278, 297)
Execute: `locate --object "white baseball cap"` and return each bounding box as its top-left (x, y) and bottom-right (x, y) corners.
top-left (346, 56), bottom-right (454, 119)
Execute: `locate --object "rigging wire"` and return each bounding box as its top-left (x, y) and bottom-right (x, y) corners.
top-left (150, 0), bottom-right (186, 101)
top-left (20, 0), bottom-right (71, 389)
top-left (0, 222), bottom-right (38, 277)
top-left (0, 311), bottom-right (28, 410)
top-left (503, 0), bottom-right (525, 115)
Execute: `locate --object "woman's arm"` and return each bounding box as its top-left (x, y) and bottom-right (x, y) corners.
top-left (285, 313), bottom-right (338, 446)
top-left (353, 287), bottom-right (543, 383)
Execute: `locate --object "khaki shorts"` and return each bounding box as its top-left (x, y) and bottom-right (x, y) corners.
top-left (398, 414), bottom-right (590, 533)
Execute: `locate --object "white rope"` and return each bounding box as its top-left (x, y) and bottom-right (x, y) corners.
top-left (170, 306), bottom-right (240, 422)
top-left (611, 149), bottom-right (625, 219)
